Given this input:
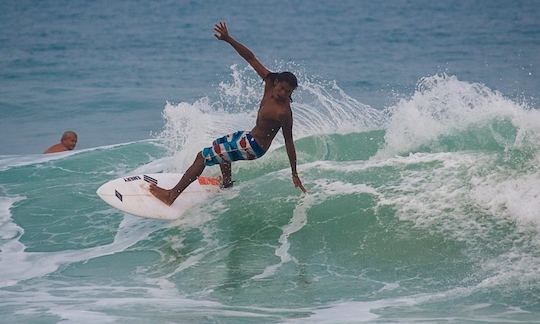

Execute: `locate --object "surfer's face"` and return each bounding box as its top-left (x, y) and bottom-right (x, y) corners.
top-left (273, 81), bottom-right (294, 102)
top-left (62, 134), bottom-right (78, 150)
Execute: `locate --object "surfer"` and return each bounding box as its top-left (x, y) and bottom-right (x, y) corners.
top-left (150, 21), bottom-right (306, 206)
top-left (44, 131), bottom-right (78, 154)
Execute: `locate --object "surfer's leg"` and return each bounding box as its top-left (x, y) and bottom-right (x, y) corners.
top-left (172, 152), bottom-right (206, 194)
top-left (149, 152), bottom-right (206, 205)
top-left (219, 161), bottom-right (233, 188)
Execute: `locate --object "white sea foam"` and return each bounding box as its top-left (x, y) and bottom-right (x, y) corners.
top-left (254, 171), bottom-right (380, 280)
top-left (471, 171), bottom-right (540, 233)
top-left (379, 74), bottom-right (540, 157)
top-left (3, 287), bottom-right (289, 323)
top-left (311, 179), bottom-right (380, 197)
top-left (0, 152), bottom-right (76, 172)
top-left (157, 98), bottom-right (256, 171)
top-left (376, 152), bottom-right (494, 236)
top-left (253, 194), bottom-right (317, 280)
top-left (285, 300), bottom-right (383, 323)
top-left (161, 225), bottom-right (220, 279)
top-left (285, 287), bottom-right (520, 324)
top-left (311, 150), bottom-right (540, 295)
top-left (0, 193), bottom-right (28, 287)
top-left (0, 208), bottom-right (164, 287)
top-left (467, 169), bottom-right (540, 289)
top-left (0, 139), bottom-right (157, 172)
top-left (0, 195), bottom-right (24, 241)
top-left (128, 156), bottom-right (175, 175)
top-left (306, 152), bottom-right (494, 245)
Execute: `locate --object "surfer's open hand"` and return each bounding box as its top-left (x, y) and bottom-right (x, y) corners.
top-left (292, 174), bottom-right (307, 193)
top-left (214, 22), bottom-right (230, 41)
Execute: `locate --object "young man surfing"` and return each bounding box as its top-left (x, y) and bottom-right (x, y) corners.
top-left (150, 21), bottom-right (306, 205)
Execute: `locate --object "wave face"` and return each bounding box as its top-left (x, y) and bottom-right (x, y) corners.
top-left (1, 69), bottom-right (539, 323)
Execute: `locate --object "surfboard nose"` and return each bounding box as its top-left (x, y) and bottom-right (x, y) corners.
top-left (96, 180), bottom-right (114, 197)
top-left (96, 182), bottom-right (107, 197)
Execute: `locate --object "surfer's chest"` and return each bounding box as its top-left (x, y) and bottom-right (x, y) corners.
top-left (257, 97), bottom-right (287, 123)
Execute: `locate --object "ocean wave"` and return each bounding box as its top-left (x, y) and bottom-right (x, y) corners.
top-left (379, 74), bottom-right (540, 157)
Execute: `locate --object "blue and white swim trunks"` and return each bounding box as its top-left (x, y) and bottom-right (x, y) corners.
top-left (201, 131), bottom-right (266, 167)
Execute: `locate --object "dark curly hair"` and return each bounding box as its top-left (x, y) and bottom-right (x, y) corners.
top-left (276, 71), bottom-right (298, 89)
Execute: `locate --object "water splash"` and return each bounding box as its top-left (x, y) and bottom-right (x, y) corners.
top-left (379, 74), bottom-right (540, 157)
top-left (156, 64), bottom-right (384, 170)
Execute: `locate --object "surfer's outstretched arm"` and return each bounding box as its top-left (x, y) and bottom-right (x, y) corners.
top-left (282, 111), bottom-right (307, 193)
top-left (214, 21), bottom-right (270, 79)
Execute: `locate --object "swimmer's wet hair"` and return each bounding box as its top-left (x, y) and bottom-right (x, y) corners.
top-left (61, 130), bottom-right (77, 140)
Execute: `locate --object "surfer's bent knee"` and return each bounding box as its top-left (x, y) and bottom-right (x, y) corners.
top-left (196, 152), bottom-right (205, 162)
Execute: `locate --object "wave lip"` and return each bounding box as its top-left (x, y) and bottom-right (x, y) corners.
top-left (379, 74), bottom-right (540, 157)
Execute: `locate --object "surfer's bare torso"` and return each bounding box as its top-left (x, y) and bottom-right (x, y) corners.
top-left (251, 75), bottom-right (294, 151)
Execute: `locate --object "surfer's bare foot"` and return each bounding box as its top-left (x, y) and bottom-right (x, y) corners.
top-left (149, 184), bottom-right (176, 206)
top-left (217, 175), bottom-right (234, 189)
top-left (220, 180), bottom-right (234, 189)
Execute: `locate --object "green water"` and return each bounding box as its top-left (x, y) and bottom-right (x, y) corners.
top-left (1, 123), bottom-right (539, 322)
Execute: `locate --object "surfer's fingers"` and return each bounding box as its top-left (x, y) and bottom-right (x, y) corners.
top-left (214, 28), bottom-right (227, 39)
top-left (214, 23), bottom-right (226, 33)
top-left (293, 178), bottom-right (307, 193)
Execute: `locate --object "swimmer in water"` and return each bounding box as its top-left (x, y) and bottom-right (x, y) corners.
top-left (44, 131), bottom-right (78, 154)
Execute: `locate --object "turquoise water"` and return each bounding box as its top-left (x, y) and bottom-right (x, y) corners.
top-left (2, 1), bottom-right (540, 323)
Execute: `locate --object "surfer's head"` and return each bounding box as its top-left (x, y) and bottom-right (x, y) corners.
top-left (61, 131), bottom-right (78, 150)
top-left (273, 72), bottom-right (298, 102)
top-left (276, 72), bottom-right (298, 89)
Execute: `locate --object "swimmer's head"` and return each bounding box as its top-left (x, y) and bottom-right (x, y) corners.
top-left (61, 131), bottom-right (78, 150)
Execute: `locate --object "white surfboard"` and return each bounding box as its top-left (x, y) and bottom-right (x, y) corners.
top-left (96, 173), bottom-right (221, 220)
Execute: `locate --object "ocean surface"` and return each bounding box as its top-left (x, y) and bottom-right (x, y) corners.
top-left (1, 1), bottom-right (540, 322)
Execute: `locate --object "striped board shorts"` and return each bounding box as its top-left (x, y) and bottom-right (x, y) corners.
top-left (201, 131), bottom-right (266, 167)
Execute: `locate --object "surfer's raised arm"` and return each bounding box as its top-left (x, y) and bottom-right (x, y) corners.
top-left (214, 21), bottom-right (270, 80)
